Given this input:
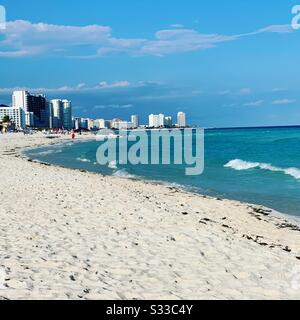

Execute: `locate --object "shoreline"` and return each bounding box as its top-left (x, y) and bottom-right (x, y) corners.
top-left (21, 134), bottom-right (300, 227)
top-left (0, 132), bottom-right (300, 299)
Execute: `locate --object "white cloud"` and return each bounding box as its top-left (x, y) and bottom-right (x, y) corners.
top-left (0, 20), bottom-right (295, 58)
top-left (272, 99), bottom-right (296, 105)
top-left (0, 20), bottom-right (113, 57)
top-left (139, 29), bottom-right (238, 56)
top-left (243, 100), bottom-right (264, 107)
top-left (256, 24), bottom-right (294, 34)
top-left (0, 81), bottom-right (148, 94)
top-left (97, 81), bottom-right (131, 89)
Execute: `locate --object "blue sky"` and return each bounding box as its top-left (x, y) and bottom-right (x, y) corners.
top-left (0, 0), bottom-right (300, 127)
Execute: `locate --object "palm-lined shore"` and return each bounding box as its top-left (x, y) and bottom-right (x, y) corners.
top-left (0, 133), bottom-right (299, 299)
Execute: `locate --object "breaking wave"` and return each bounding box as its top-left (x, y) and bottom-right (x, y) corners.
top-left (108, 160), bottom-right (118, 169)
top-left (76, 157), bottom-right (91, 163)
top-left (112, 169), bottom-right (136, 179)
top-left (224, 159), bottom-right (300, 180)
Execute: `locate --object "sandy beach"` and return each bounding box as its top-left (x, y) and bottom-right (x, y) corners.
top-left (0, 132), bottom-right (299, 300)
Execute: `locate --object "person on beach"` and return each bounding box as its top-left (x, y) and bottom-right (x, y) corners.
top-left (71, 131), bottom-right (75, 142)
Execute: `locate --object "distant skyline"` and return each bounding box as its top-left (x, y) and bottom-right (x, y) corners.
top-left (0, 0), bottom-right (300, 127)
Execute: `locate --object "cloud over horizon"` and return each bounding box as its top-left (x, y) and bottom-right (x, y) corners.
top-left (0, 80), bottom-right (162, 94)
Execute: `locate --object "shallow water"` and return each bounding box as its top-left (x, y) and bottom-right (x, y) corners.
top-left (25, 127), bottom-right (300, 216)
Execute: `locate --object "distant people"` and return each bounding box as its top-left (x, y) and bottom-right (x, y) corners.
top-left (72, 131), bottom-right (75, 141)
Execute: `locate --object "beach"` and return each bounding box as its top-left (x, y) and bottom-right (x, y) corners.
top-left (0, 133), bottom-right (300, 300)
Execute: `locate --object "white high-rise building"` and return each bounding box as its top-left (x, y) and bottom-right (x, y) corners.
top-left (111, 118), bottom-right (123, 129)
top-left (131, 115), bottom-right (139, 128)
top-left (177, 112), bottom-right (186, 127)
top-left (13, 90), bottom-right (49, 128)
top-left (0, 106), bottom-right (25, 129)
top-left (149, 114), bottom-right (157, 127)
top-left (149, 114), bottom-right (154, 127)
top-left (93, 119), bottom-right (102, 129)
top-left (87, 118), bottom-right (94, 130)
top-left (158, 114), bottom-right (165, 127)
top-left (50, 99), bottom-right (64, 129)
top-left (149, 114), bottom-right (165, 128)
top-left (94, 119), bottom-right (110, 129)
top-left (74, 117), bottom-right (81, 130)
top-left (111, 119), bottom-right (134, 130)
top-left (50, 99), bottom-right (72, 129)
top-left (12, 91), bottom-right (29, 111)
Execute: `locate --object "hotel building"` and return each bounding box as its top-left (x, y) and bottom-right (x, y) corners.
top-left (0, 106), bottom-right (25, 129)
top-left (93, 119), bottom-right (111, 129)
top-left (111, 118), bottom-right (134, 130)
top-left (177, 112), bottom-right (186, 127)
top-left (87, 118), bottom-right (95, 130)
top-left (50, 99), bottom-right (64, 129)
top-left (131, 115), bottom-right (139, 128)
top-left (50, 99), bottom-right (72, 129)
top-left (12, 90), bottom-right (50, 128)
top-left (149, 114), bottom-right (165, 128)
top-left (62, 100), bottom-right (72, 130)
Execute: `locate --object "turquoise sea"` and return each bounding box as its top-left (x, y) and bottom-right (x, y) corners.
top-left (25, 127), bottom-right (300, 217)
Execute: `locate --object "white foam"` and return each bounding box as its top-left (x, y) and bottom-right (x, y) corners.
top-left (224, 159), bottom-right (300, 180)
top-left (76, 157), bottom-right (91, 163)
top-left (284, 167), bottom-right (300, 180)
top-left (34, 149), bottom-right (63, 156)
top-left (224, 159), bottom-right (260, 170)
top-left (113, 169), bottom-right (135, 179)
top-left (108, 160), bottom-right (118, 169)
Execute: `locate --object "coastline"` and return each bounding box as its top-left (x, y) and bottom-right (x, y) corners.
top-left (0, 133), bottom-right (300, 299)
top-left (22, 135), bottom-right (300, 226)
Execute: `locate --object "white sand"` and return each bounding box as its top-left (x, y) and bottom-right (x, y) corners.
top-left (0, 133), bottom-right (299, 300)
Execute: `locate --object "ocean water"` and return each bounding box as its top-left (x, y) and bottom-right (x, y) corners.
top-left (25, 127), bottom-right (300, 217)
